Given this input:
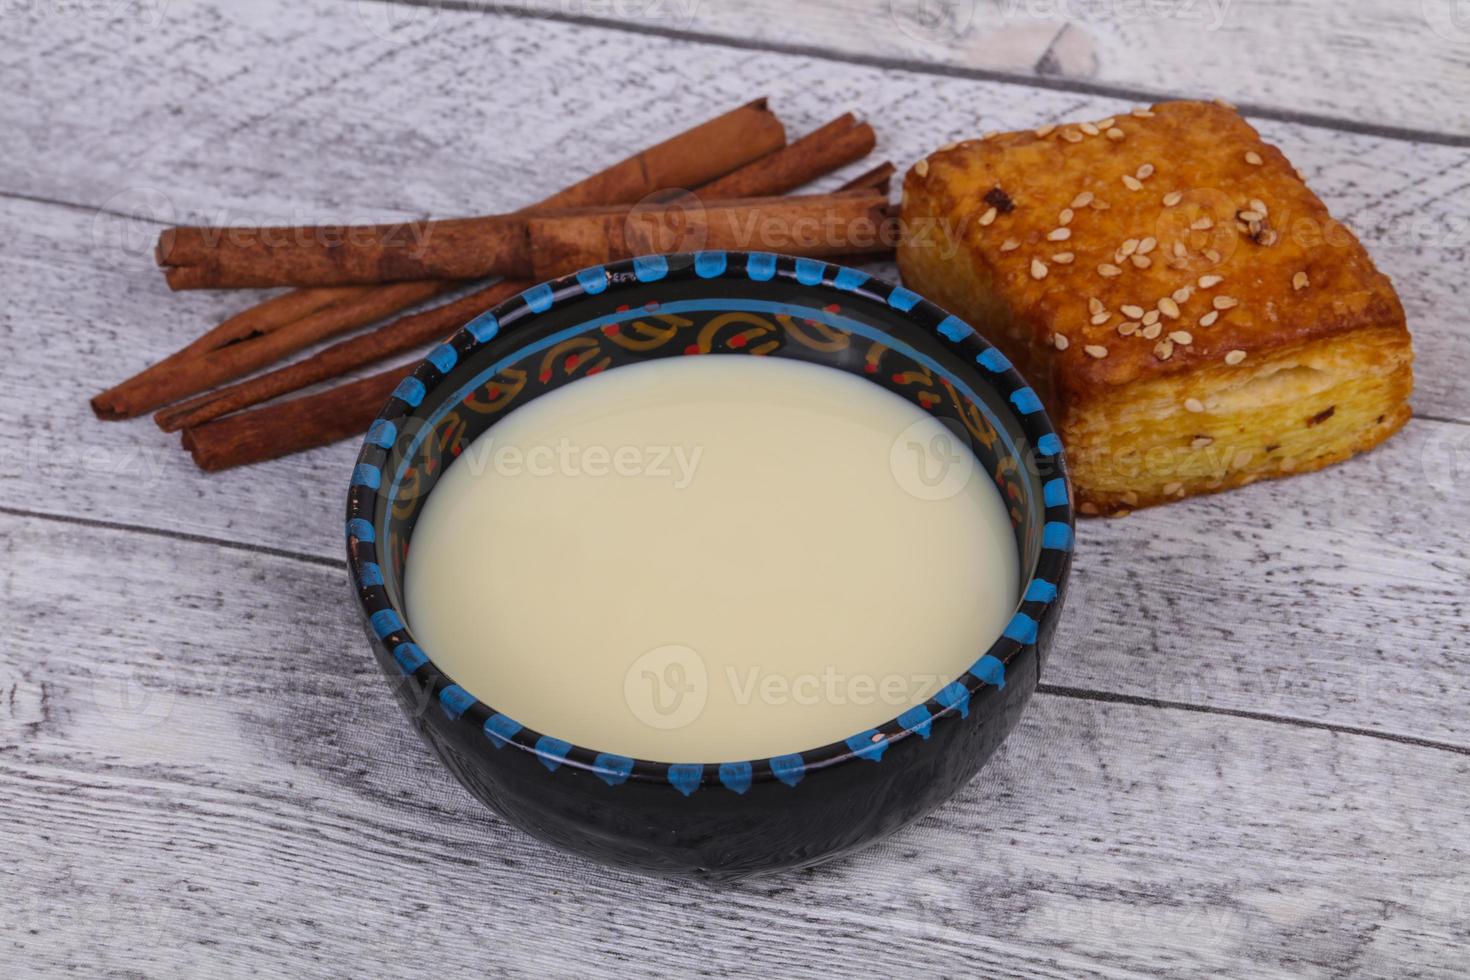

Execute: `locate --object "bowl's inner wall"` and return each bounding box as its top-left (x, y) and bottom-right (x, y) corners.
top-left (371, 260), bottom-right (1051, 617)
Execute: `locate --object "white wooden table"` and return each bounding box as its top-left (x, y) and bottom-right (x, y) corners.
top-left (4, 1), bottom-right (1468, 975)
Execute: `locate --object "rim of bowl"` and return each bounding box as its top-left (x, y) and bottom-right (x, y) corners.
top-left (346, 251), bottom-right (1073, 794)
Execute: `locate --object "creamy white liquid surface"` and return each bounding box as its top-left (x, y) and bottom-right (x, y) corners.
top-left (404, 356), bottom-right (1018, 763)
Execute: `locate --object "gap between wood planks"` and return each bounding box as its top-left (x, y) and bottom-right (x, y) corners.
top-left (0, 504), bottom-right (340, 573)
top-left (351, 0), bottom-right (1470, 149)
top-left (8, 500), bottom-right (1469, 760)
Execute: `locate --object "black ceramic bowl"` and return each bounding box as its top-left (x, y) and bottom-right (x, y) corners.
top-left (346, 251), bottom-right (1073, 878)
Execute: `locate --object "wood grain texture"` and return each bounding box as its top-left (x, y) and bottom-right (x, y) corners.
top-left (3, 512), bottom-right (1469, 979)
top-left (473, 0), bottom-right (1470, 137)
top-left (4, 1), bottom-right (1470, 975)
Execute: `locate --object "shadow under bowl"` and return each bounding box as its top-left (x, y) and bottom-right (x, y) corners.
top-left (346, 251), bottom-right (1073, 878)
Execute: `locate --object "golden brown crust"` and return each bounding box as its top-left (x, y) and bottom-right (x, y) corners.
top-left (897, 101), bottom-right (1414, 515)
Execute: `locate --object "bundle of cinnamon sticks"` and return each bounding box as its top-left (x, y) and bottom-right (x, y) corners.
top-left (93, 100), bottom-right (897, 471)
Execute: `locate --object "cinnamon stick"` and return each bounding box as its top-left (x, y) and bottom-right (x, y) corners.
top-left (526, 98), bottom-right (785, 210)
top-left (529, 191), bottom-right (893, 279)
top-left (155, 280), bottom-right (521, 431)
top-left (90, 286), bottom-right (370, 419)
top-left (160, 186), bottom-right (889, 290)
top-left (836, 160), bottom-right (896, 195)
top-left (157, 100), bottom-right (785, 291)
top-left (696, 113), bottom-right (874, 198)
top-left (818, 162), bottom-right (901, 266)
top-left (162, 118), bottom-right (884, 432)
top-left (106, 280), bottom-right (453, 418)
top-left (183, 367), bottom-right (405, 473)
top-left (160, 110), bottom-right (867, 291)
top-left (157, 214), bottom-right (534, 290)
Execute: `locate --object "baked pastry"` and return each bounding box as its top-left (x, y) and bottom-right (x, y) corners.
top-left (898, 100), bottom-right (1413, 515)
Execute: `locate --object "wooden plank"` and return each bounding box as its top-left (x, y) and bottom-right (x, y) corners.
top-left (475, 0), bottom-right (1470, 137)
top-left (1062, 1), bottom-right (1470, 137)
top-left (3, 512), bottom-right (1468, 977)
top-left (3, 5), bottom-right (1466, 427)
top-left (5, 1), bottom-right (1470, 219)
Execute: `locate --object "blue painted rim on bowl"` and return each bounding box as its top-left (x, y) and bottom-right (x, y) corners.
top-left (346, 251), bottom-right (1073, 795)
